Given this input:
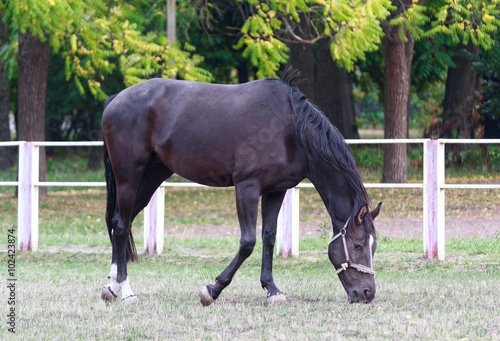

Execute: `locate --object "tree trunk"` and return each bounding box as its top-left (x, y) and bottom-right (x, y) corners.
top-left (442, 43), bottom-right (479, 139)
top-left (17, 32), bottom-right (50, 195)
top-left (0, 20), bottom-right (13, 170)
top-left (315, 39), bottom-right (359, 139)
top-left (441, 42), bottom-right (479, 164)
top-left (381, 18), bottom-right (415, 183)
top-left (87, 111), bottom-right (103, 170)
top-left (288, 14), bottom-right (316, 103)
top-left (237, 60), bottom-right (249, 84)
top-left (288, 18), bottom-right (359, 139)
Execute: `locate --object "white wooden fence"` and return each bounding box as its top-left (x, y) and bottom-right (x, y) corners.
top-left (1, 139), bottom-right (499, 261)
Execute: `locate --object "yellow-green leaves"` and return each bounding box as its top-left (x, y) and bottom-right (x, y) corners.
top-left (236, 0), bottom-right (393, 76)
top-left (389, 2), bottom-right (428, 42)
top-left (327, 0), bottom-right (392, 71)
top-left (70, 34), bottom-right (77, 52)
top-left (235, 2), bottom-right (289, 78)
top-left (3, 0), bottom-right (212, 100)
top-left (235, 0), bottom-right (498, 78)
top-left (431, 0), bottom-right (500, 50)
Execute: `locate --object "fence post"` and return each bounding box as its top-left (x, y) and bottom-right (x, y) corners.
top-left (423, 140), bottom-right (445, 261)
top-left (144, 187), bottom-right (165, 255)
top-left (18, 142), bottom-right (39, 251)
top-left (276, 187), bottom-right (300, 258)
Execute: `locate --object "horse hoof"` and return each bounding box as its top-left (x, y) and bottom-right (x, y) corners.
top-left (199, 286), bottom-right (215, 306)
top-left (267, 293), bottom-right (287, 306)
top-left (121, 295), bottom-right (138, 305)
top-left (101, 286), bottom-right (117, 303)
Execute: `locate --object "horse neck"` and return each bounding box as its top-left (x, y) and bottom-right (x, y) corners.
top-left (308, 165), bottom-right (355, 228)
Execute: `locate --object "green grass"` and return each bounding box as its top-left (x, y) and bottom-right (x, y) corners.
top-left (0, 143), bottom-right (499, 339)
top-left (302, 236), bottom-right (500, 256)
top-left (2, 245), bottom-right (498, 340)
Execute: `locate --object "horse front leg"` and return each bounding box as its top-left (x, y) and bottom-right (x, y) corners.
top-left (260, 191), bottom-right (287, 305)
top-left (199, 182), bottom-right (260, 306)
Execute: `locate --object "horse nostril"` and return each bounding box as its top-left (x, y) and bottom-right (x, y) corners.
top-left (364, 288), bottom-right (374, 302)
top-left (349, 290), bottom-right (359, 303)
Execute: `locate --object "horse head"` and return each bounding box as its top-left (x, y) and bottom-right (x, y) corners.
top-left (328, 202), bottom-right (382, 303)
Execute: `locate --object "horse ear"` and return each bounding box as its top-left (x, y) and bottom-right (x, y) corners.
top-left (371, 202), bottom-right (382, 219)
top-left (356, 205), bottom-right (368, 224)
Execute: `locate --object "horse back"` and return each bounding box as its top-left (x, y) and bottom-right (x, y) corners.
top-left (102, 78), bottom-right (306, 190)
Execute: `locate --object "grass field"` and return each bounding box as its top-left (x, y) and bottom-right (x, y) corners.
top-left (1, 240), bottom-right (498, 340)
top-left (1, 143), bottom-right (499, 339)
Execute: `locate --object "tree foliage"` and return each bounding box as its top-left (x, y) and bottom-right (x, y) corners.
top-left (231, 0), bottom-right (500, 78)
top-left (475, 32), bottom-right (500, 122)
top-left (426, 0), bottom-right (500, 49)
top-left (234, 0), bottom-right (393, 77)
top-left (1, 0), bottom-right (213, 101)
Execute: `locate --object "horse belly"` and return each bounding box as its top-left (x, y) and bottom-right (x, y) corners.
top-left (154, 133), bottom-right (237, 187)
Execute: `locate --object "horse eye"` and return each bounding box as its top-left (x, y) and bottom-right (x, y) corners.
top-left (354, 244), bottom-right (362, 251)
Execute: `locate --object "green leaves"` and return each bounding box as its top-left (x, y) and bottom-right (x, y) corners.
top-left (3, 0), bottom-right (498, 92)
top-left (425, 0), bottom-right (500, 50)
top-left (235, 2), bottom-right (289, 78)
top-left (328, 0), bottom-right (392, 71)
top-left (234, 0), bottom-right (499, 78)
top-left (3, 0), bottom-right (213, 100)
top-left (389, 2), bottom-right (428, 42)
top-left (3, 0), bottom-right (87, 40)
top-left (235, 0), bottom-right (393, 77)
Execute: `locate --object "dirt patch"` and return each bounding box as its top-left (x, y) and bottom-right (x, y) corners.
top-left (375, 216), bottom-right (500, 239)
top-left (164, 214), bottom-right (500, 239)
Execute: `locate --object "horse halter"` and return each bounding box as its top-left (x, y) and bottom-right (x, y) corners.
top-left (328, 218), bottom-right (375, 276)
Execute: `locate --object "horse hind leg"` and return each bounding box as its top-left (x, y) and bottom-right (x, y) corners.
top-left (102, 160), bottom-right (173, 304)
top-left (130, 161), bottom-right (174, 222)
top-left (104, 180), bottom-right (140, 305)
top-left (102, 262), bottom-right (137, 305)
top-left (102, 146), bottom-right (151, 304)
top-left (101, 263), bottom-right (119, 302)
top-left (260, 191), bottom-right (287, 305)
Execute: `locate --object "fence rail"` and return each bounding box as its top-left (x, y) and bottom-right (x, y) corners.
top-left (1, 139), bottom-right (499, 261)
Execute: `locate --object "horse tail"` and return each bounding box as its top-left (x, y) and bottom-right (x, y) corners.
top-left (103, 95), bottom-right (138, 263)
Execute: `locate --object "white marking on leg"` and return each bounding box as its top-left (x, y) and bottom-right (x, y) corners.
top-left (107, 263), bottom-right (120, 296)
top-left (120, 277), bottom-right (135, 300)
top-left (109, 263), bottom-right (117, 279)
top-left (369, 235), bottom-right (374, 268)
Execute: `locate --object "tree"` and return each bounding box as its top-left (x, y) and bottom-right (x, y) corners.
top-left (200, 1), bottom-right (392, 138)
top-left (442, 42), bottom-right (479, 140)
top-left (476, 33), bottom-right (500, 138)
top-left (173, 0), bottom-right (251, 83)
top-left (380, 1), bottom-right (426, 183)
top-left (230, 0), bottom-right (500, 183)
top-left (234, 0), bottom-right (393, 78)
top-left (0, 18), bottom-right (12, 170)
top-left (285, 11), bottom-right (359, 139)
top-left (380, 0), bottom-right (499, 181)
top-left (1, 0), bottom-right (212, 183)
top-left (17, 32), bottom-right (50, 190)
top-left (289, 37), bottom-right (359, 139)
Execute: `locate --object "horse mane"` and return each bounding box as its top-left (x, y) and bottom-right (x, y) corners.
top-left (280, 67), bottom-right (373, 232)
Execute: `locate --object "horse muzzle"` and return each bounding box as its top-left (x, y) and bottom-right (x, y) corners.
top-left (347, 286), bottom-right (375, 303)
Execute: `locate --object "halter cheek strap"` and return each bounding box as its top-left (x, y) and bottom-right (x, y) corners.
top-left (328, 217), bottom-right (375, 276)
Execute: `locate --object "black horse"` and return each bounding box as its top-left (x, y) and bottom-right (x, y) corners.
top-left (100, 68), bottom-right (382, 305)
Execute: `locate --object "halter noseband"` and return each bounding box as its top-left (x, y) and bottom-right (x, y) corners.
top-left (328, 217), bottom-right (375, 276)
